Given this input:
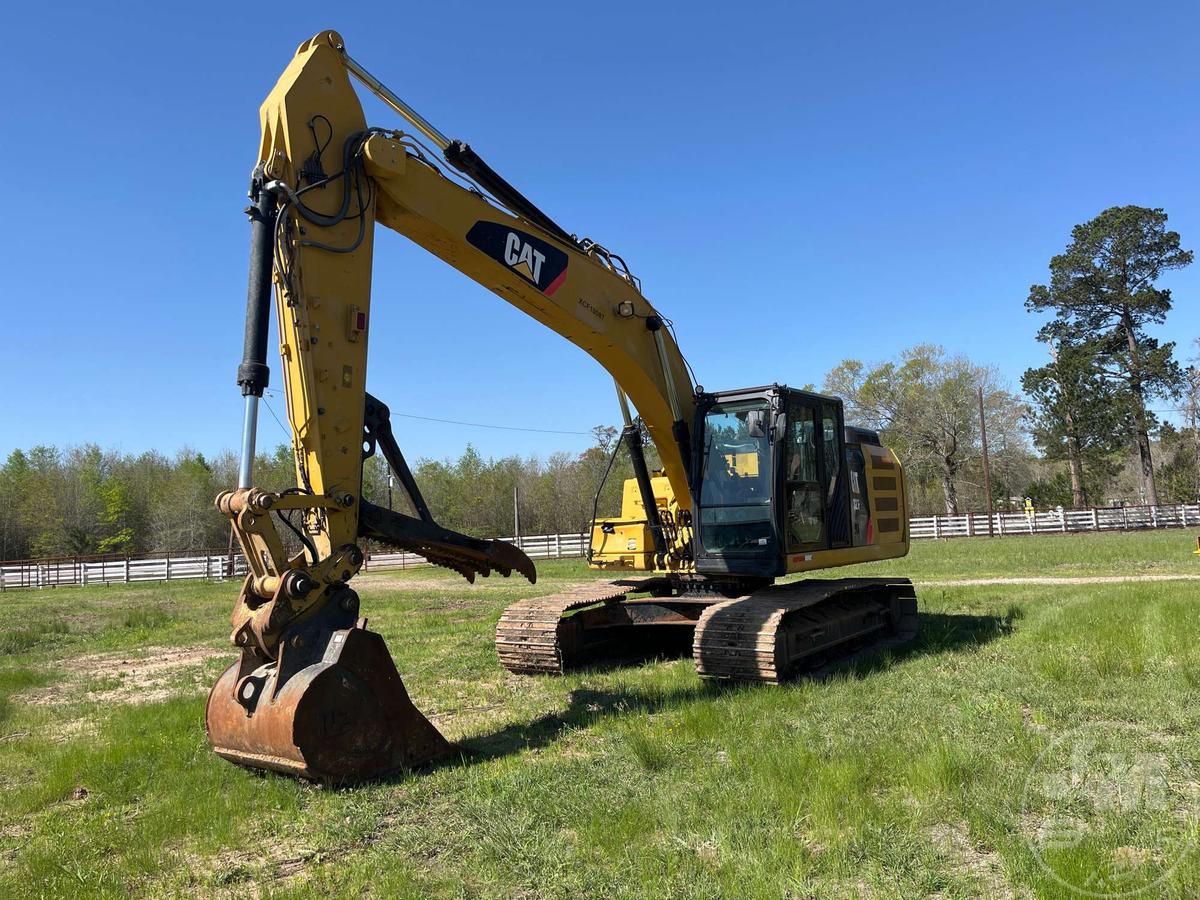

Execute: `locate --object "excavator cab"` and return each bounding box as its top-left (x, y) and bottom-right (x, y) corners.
top-left (693, 386), bottom-right (860, 579)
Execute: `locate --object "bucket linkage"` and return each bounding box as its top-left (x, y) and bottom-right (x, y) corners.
top-left (206, 396), bottom-right (534, 782)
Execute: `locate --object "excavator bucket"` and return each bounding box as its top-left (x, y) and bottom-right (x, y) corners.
top-left (206, 593), bottom-right (451, 781)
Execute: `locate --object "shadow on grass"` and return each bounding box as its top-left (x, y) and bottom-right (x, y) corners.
top-left (820, 609), bottom-right (1019, 681)
top-left (417, 609), bottom-right (1016, 774)
top-left (444, 682), bottom-right (735, 767)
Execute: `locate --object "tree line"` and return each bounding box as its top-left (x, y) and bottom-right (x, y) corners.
top-left (0, 429), bottom-right (648, 562)
top-left (0, 206), bottom-right (1191, 561)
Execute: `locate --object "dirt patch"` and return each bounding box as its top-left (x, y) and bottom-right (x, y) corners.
top-left (356, 574), bottom-right (593, 593)
top-left (0, 820), bottom-right (30, 841)
top-left (178, 846), bottom-right (307, 899)
top-left (183, 808), bottom-right (439, 897)
top-left (20, 645), bottom-right (231, 707)
top-left (354, 576), bottom-right (479, 592)
top-left (916, 574), bottom-right (1200, 587)
top-left (929, 822), bottom-right (1028, 899)
top-left (47, 717), bottom-right (100, 743)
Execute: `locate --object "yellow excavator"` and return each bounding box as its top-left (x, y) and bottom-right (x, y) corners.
top-left (206, 31), bottom-right (917, 781)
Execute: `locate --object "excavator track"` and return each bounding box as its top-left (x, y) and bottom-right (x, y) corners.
top-left (693, 577), bottom-right (917, 683)
top-left (495, 579), bottom-right (654, 674)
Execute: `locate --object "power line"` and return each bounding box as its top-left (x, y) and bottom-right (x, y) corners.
top-left (391, 411), bottom-right (592, 436)
top-left (261, 389), bottom-right (593, 436)
top-left (260, 394), bottom-right (292, 439)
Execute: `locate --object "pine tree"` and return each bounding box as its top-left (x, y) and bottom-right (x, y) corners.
top-left (1027, 206), bottom-right (1192, 505)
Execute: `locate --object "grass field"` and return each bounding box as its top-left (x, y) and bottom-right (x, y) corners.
top-left (2, 530), bottom-right (1199, 898)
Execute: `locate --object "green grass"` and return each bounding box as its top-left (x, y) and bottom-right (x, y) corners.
top-left (0, 620), bottom-right (69, 656)
top-left (0, 532), bottom-right (1198, 897)
top-left (835, 526), bottom-right (1200, 580)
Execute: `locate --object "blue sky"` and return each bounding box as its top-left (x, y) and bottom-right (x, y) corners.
top-left (2, 1), bottom-right (1197, 464)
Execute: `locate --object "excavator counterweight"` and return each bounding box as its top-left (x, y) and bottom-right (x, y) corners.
top-left (206, 31), bottom-right (917, 782)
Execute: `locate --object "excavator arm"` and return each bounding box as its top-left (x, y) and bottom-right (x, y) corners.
top-left (206, 30), bottom-right (699, 780)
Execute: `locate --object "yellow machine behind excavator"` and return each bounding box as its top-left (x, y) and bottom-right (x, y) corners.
top-left (205, 31), bottom-right (917, 781)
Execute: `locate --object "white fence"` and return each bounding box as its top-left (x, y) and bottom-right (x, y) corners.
top-left (0, 553), bottom-right (249, 591)
top-left (0, 532), bottom-right (590, 592)
top-left (361, 532), bottom-right (589, 572)
top-left (909, 503), bottom-right (1200, 540)
top-left (2, 506), bottom-right (1197, 592)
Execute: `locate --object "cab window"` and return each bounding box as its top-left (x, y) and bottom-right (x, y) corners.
top-left (699, 401), bottom-right (772, 553)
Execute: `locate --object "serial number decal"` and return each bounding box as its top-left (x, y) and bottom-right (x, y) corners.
top-left (577, 298), bottom-right (606, 321)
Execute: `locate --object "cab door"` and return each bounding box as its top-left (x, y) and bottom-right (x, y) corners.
top-left (819, 401), bottom-right (851, 548)
top-left (783, 395), bottom-right (850, 553)
top-left (783, 398), bottom-right (823, 553)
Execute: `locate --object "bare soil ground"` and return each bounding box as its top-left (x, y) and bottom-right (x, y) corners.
top-left (19, 645), bottom-right (231, 707)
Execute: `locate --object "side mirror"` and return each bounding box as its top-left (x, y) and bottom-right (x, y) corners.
top-left (746, 410), bottom-right (767, 439)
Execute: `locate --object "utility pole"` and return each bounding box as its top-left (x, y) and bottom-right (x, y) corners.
top-left (387, 472), bottom-right (394, 511)
top-left (978, 385), bottom-right (994, 536)
top-left (1186, 357), bottom-right (1200, 501)
top-left (513, 484), bottom-right (522, 549)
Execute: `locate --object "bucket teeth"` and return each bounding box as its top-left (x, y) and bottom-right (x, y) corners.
top-left (358, 502), bottom-right (535, 585)
top-left (486, 540), bottom-right (537, 584)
